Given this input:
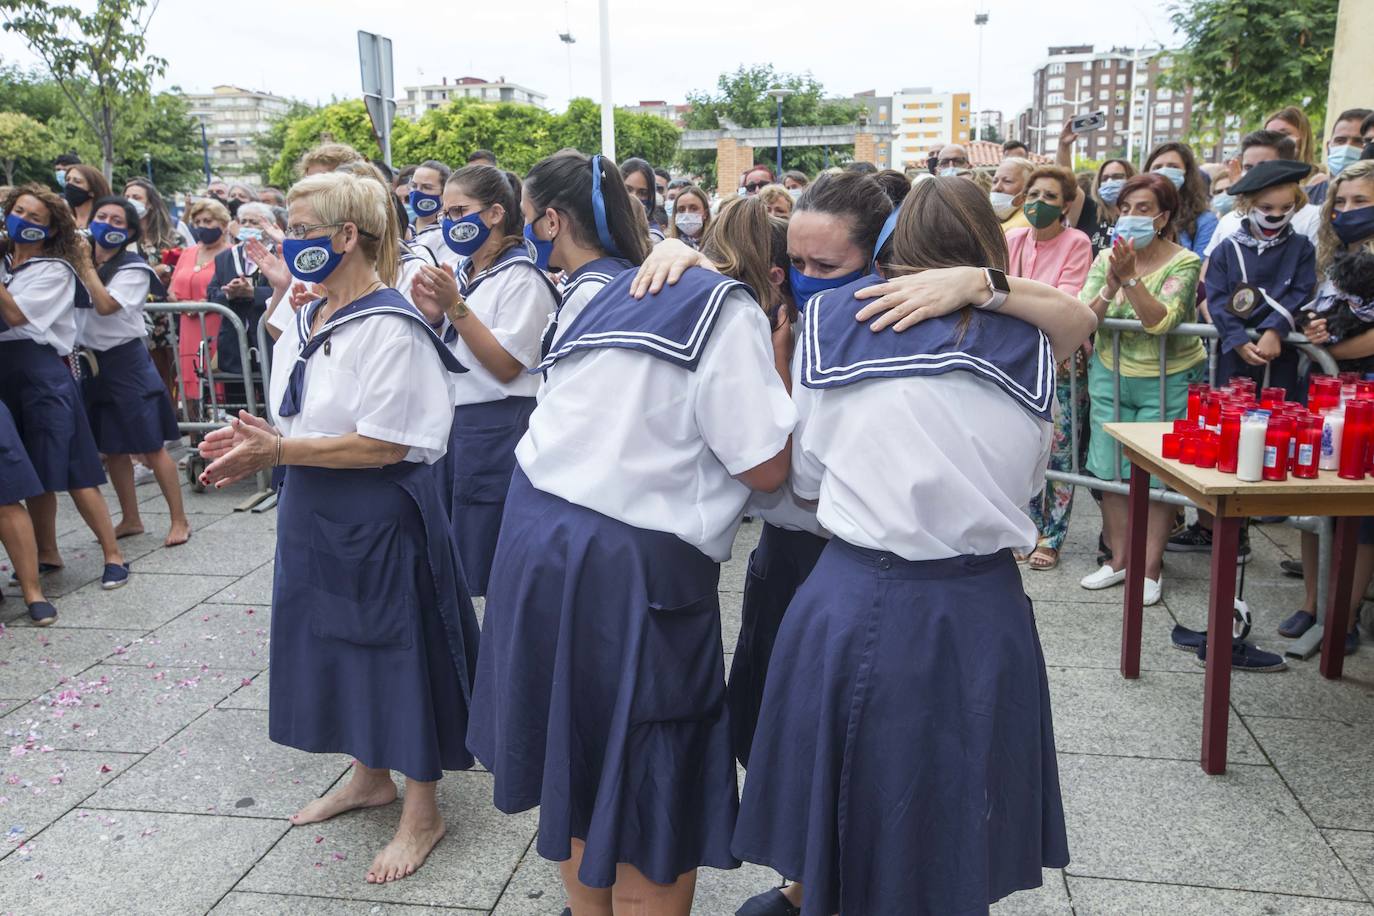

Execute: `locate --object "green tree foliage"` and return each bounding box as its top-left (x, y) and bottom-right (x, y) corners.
top-left (1, 0), bottom-right (167, 181)
top-left (266, 99), bottom-right (384, 187)
top-left (0, 110), bottom-right (51, 184)
top-left (250, 100), bottom-right (318, 188)
top-left (1166, 0), bottom-right (1338, 129)
top-left (680, 65), bottom-right (863, 183)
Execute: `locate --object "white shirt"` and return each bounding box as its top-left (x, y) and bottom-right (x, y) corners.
top-left (1204, 204), bottom-right (1322, 259)
top-left (268, 305), bottom-right (456, 464)
top-left (546, 270), bottom-right (609, 350)
top-left (396, 255), bottom-right (426, 307)
top-left (793, 368), bottom-right (1052, 561)
top-left (519, 289), bottom-right (797, 561)
top-left (0, 257), bottom-right (79, 355)
top-left (412, 224), bottom-right (460, 269)
top-left (79, 266), bottom-right (150, 351)
top-left (445, 258), bottom-right (557, 405)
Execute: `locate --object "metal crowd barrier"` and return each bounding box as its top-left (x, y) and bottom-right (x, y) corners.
top-left (144, 302), bottom-right (274, 512)
top-left (1044, 319), bottom-right (1340, 660)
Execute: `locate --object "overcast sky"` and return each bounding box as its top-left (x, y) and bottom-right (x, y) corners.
top-left (0, 0), bottom-right (1181, 121)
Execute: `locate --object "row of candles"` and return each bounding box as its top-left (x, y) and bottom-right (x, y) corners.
top-left (1161, 374), bottom-right (1374, 482)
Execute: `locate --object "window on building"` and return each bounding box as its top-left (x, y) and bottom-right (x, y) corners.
top-left (1047, 76), bottom-right (1064, 91)
top-left (1155, 101), bottom-right (1171, 116)
top-left (1172, 101), bottom-right (1184, 113)
top-left (1049, 107), bottom-right (1064, 122)
top-left (1114, 105), bottom-right (1124, 116)
top-left (1100, 73), bottom-right (1110, 84)
top-left (1099, 89), bottom-right (1110, 101)
top-left (1157, 88), bottom-right (1172, 100)
top-left (1116, 74), bottom-right (1128, 84)
top-left (1049, 63), bottom-right (1065, 75)
top-left (1047, 92), bottom-right (1064, 105)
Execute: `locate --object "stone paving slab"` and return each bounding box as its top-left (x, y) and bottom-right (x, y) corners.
top-left (0, 626), bottom-right (130, 696)
top-left (1, 662), bottom-right (257, 754)
top-left (217, 671), bottom-right (270, 711)
top-left (0, 808), bottom-right (285, 916)
top-left (1058, 753), bottom-right (1364, 900)
top-left (1032, 599), bottom-right (1193, 672)
top-left (104, 604), bottom-right (271, 671)
top-left (47, 573), bottom-right (240, 632)
top-left (1246, 716), bottom-right (1374, 831)
top-left (89, 708), bottom-right (351, 820)
top-left (1326, 829), bottom-right (1374, 902)
top-left (212, 891), bottom-right (484, 914)
top-left (1067, 875), bottom-right (1374, 914)
top-left (0, 747), bottom-right (140, 860)
top-left (204, 561), bottom-right (275, 607)
top-left (131, 524), bottom-right (278, 577)
top-left (238, 772), bottom-right (538, 910)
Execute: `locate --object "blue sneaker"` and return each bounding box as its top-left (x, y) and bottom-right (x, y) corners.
top-left (1347, 629), bottom-right (1360, 656)
top-left (100, 563), bottom-right (129, 590)
top-left (1196, 639), bottom-right (1287, 672)
top-left (1171, 625), bottom-right (1207, 652)
top-left (1278, 610), bottom-right (1316, 639)
top-left (27, 601), bottom-right (57, 626)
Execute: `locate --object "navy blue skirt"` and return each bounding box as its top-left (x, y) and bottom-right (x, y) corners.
top-left (82, 338), bottom-right (180, 455)
top-left (468, 468), bottom-right (739, 887)
top-left (727, 523), bottom-right (828, 768)
top-left (437, 396), bottom-right (535, 597)
top-left (270, 462), bottom-right (480, 782)
top-left (0, 340), bottom-right (106, 493)
top-left (0, 400), bottom-right (43, 505)
top-left (734, 540), bottom-right (1069, 916)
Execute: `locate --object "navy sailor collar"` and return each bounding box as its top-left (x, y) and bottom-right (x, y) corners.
top-left (457, 244), bottom-right (552, 298)
top-left (800, 274), bottom-right (1055, 421)
top-left (559, 256), bottom-right (634, 305)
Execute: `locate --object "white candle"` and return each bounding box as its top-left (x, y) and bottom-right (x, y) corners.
top-left (1320, 409), bottom-right (1345, 471)
top-left (1237, 411), bottom-right (1269, 482)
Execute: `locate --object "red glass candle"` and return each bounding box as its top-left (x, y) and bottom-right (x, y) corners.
top-left (1263, 417), bottom-right (1292, 481)
top-left (1218, 409), bottom-right (1243, 473)
top-left (1196, 432), bottom-right (1219, 469)
top-left (1341, 372), bottom-right (1361, 385)
top-left (1261, 387), bottom-right (1286, 409)
top-left (1340, 400), bottom-right (1371, 480)
top-left (1357, 382), bottom-right (1374, 402)
top-left (1179, 432), bottom-right (1200, 465)
top-left (1162, 433), bottom-right (1182, 459)
top-left (1205, 397), bottom-right (1223, 433)
top-left (1187, 383), bottom-right (1207, 427)
top-left (1173, 419), bottom-right (1193, 434)
top-left (1294, 417), bottom-right (1322, 479)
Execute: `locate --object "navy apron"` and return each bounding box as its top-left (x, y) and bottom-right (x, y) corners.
top-left (0, 340), bottom-right (106, 492)
top-left (0, 399), bottom-right (43, 505)
top-left (469, 266), bottom-right (751, 887)
top-left (83, 339), bottom-right (181, 455)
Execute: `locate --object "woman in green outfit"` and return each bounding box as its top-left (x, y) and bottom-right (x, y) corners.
top-left (1078, 172), bottom-right (1206, 607)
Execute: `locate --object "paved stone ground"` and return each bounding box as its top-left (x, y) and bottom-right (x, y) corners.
top-left (2, 472), bottom-right (1374, 915)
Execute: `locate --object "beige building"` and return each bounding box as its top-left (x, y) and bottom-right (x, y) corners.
top-left (397, 76), bottom-right (547, 120)
top-left (181, 84), bottom-right (293, 184)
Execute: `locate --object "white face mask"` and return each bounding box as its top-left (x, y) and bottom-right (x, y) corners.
top-left (674, 212), bottom-right (704, 237)
top-left (989, 191), bottom-right (1017, 218)
top-left (130, 199), bottom-right (148, 218)
top-left (1252, 208), bottom-right (1295, 234)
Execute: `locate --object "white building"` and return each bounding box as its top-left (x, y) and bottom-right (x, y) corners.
top-left (889, 88), bottom-right (972, 169)
top-left (397, 76), bottom-right (547, 120)
top-left (181, 85), bottom-right (292, 184)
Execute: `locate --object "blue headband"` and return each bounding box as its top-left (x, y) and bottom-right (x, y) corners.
top-left (589, 154), bottom-right (622, 258)
top-left (872, 204), bottom-right (900, 266)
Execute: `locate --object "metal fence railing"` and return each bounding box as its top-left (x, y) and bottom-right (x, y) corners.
top-left (1046, 319), bottom-right (1340, 660)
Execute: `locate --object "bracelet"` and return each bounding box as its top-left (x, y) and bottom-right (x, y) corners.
top-left (445, 293), bottom-right (470, 322)
top-left (273, 435), bottom-right (283, 468)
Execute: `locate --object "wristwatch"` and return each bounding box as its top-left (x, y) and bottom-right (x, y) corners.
top-left (975, 267), bottom-right (1011, 311)
top-left (1122, 277), bottom-right (1140, 289)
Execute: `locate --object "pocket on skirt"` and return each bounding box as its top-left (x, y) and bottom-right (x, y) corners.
top-left (631, 593), bottom-right (725, 725)
top-left (454, 470), bottom-right (512, 506)
top-left (306, 515), bottom-right (415, 650)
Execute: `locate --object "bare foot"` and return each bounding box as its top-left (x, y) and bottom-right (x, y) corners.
top-left (290, 775), bottom-right (397, 826)
top-left (114, 518), bottom-right (145, 539)
top-left (164, 519), bottom-right (191, 548)
top-left (366, 816), bottom-right (446, 883)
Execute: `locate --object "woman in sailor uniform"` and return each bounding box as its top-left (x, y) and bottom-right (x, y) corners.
top-left (732, 177), bottom-right (1095, 916)
top-left (79, 196), bottom-right (190, 548)
top-left (407, 164), bottom-right (558, 596)
top-left (0, 185), bottom-right (129, 592)
top-left (466, 150), bottom-right (796, 915)
top-left (198, 171), bottom-right (478, 885)
top-left (407, 160), bottom-right (459, 268)
top-left (0, 399), bottom-right (56, 624)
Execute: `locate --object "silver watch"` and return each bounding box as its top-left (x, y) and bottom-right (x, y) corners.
top-left (976, 267), bottom-right (1010, 311)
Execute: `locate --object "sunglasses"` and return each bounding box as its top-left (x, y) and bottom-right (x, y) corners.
top-left (744, 181), bottom-right (769, 193)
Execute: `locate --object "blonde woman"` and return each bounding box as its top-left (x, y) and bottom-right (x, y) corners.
top-left (667, 184), bottom-right (712, 249)
top-left (199, 171), bottom-right (478, 884)
top-left (757, 184), bottom-right (794, 220)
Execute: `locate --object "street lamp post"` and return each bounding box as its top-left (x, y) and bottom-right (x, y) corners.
top-left (597, 0), bottom-right (615, 160)
top-left (973, 11), bottom-right (989, 142)
top-left (766, 88), bottom-right (794, 177)
top-left (143, 151), bottom-right (152, 182)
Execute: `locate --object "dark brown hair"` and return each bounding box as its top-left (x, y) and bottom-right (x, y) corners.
top-left (448, 164), bottom-right (524, 258)
top-left (794, 170), bottom-right (893, 255)
top-left (1143, 142), bottom-right (1207, 240)
top-left (1027, 165), bottom-right (1078, 204)
top-left (1117, 172), bottom-right (1181, 240)
top-left (2, 183), bottom-right (93, 271)
top-left (65, 164), bottom-right (111, 204)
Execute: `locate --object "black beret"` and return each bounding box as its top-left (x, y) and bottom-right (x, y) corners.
top-left (1229, 159), bottom-right (1312, 196)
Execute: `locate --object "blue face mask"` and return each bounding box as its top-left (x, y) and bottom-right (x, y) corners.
top-left (788, 265), bottom-right (867, 309)
top-left (1327, 144), bottom-right (1363, 178)
top-left (281, 234), bottom-right (344, 284)
top-left (408, 189), bottom-right (442, 219)
top-left (191, 225), bottom-right (223, 246)
top-left (938, 167), bottom-right (960, 178)
top-left (6, 213), bottom-right (51, 243)
top-left (664, 197), bottom-right (676, 220)
top-left (404, 202), bottom-right (418, 224)
top-left (441, 212), bottom-right (491, 257)
top-left (1211, 192), bottom-right (1236, 216)
top-left (1112, 214), bottom-right (1160, 249)
top-left (54, 170), bottom-right (66, 189)
top-left (1098, 179), bottom-right (1125, 205)
top-left (1154, 166), bottom-right (1186, 189)
top-left (523, 221), bottom-right (553, 271)
top-left (89, 221), bottom-right (130, 250)
top-left (237, 226), bottom-right (264, 243)
top-left (1332, 205), bottom-right (1374, 246)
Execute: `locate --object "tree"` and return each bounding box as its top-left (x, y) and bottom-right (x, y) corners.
top-left (0, 111), bottom-right (51, 184)
top-left (680, 65), bottom-right (863, 182)
top-left (110, 92), bottom-right (203, 192)
top-left (552, 99), bottom-right (681, 166)
top-left (266, 99), bottom-right (385, 187)
top-left (1, 0), bottom-right (167, 181)
top-left (251, 99), bottom-right (319, 186)
top-left (1166, 0), bottom-right (1338, 129)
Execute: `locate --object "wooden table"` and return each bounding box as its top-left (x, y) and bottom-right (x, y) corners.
top-left (1105, 422), bottom-right (1374, 774)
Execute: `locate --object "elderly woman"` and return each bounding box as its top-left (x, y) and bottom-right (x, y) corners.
top-left (992, 156), bottom-right (1035, 232)
top-left (757, 184), bottom-right (794, 220)
top-left (198, 171), bottom-right (478, 884)
top-left (207, 201), bottom-right (285, 385)
top-left (1078, 173), bottom-right (1205, 607)
top-left (168, 197), bottom-right (234, 404)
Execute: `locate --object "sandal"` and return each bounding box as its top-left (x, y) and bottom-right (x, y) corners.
top-left (1028, 547), bottom-right (1060, 571)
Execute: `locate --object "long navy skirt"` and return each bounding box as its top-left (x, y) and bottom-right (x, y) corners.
top-left (82, 338), bottom-right (180, 455)
top-left (468, 468), bottom-right (739, 887)
top-left (727, 522), bottom-right (828, 768)
top-left (0, 340), bottom-right (105, 493)
top-left (734, 540), bottom-right (1069, 916)
top-left (271, 462), bottom-right (480, 782)
top-left (438, 396), bottom-right (536, 597)
top-left (0, 400), bottom-right (43, 506)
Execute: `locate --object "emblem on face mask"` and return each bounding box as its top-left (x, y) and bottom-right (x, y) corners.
top-left (105, 230), bottom-right (127, 245)
top-left (448, 221), bottom-right (480, 243)
top-left (294, 246), bottom-right (330, 273)
top-left (18, 226), bottom-right (46, 241)
top-left (415, 196), bottom-right (438, 213)
top-left (524, 238), bottom-right (537, 259)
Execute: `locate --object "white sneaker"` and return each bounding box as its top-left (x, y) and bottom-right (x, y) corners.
top-left (1143, 576), bottom-right (1163, 607)
top-left (1080, 564), bottom-right (1126, 590)
top-left (132, 464), bottom-right (156, 486)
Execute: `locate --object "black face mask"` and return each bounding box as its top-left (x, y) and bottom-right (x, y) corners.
top-left (227, 198), bottom-right (243, 218)
top-left (62, 184), bottom-right (92, 209)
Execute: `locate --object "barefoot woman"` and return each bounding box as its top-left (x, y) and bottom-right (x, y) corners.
top-left (200, 171), bottom-right (478, 884)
